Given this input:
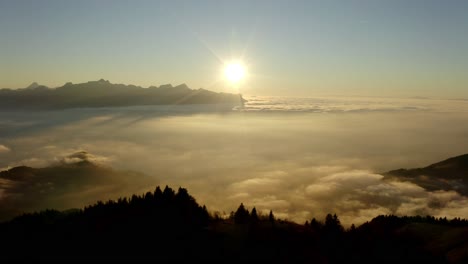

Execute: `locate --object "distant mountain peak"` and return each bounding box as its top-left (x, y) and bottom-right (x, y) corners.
top-left (86, 79), bottom-right (110, 84)
top-left (157, 84), bottom-right (173, 89)
top-left (173, 83), bottom-right (191, 91)
top-left (25, 82), bottom-right (49, 90)
top-left (26, 82), bottom-right (39, 89)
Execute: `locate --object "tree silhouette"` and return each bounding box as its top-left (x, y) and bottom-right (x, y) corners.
top-left (154, 186), bottom-right (162, 200)
top-left (324, 213), bottom-right (344, 234)
top-left (234, 203), bottom-right (250, 224)
top-left (310, 217), bottom-right (322, 231)
top-left (268, 210), bottom-right (275, 223)
top-left (162, 185), bottom-right (175, 202)
top-left (250, 207), bottom-right (259, 223)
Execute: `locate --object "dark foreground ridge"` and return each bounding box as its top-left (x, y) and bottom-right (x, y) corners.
top-left (0, 79), bottom-right (246, 110)
top-left (0, 186), bottom-right (467, 263)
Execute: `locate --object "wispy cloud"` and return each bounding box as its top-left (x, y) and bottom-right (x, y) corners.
top-left (0, 145), bottom-right (10, 153)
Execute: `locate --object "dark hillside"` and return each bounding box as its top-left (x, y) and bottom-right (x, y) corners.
top-left (1, 186), bottom-right (467, 263)
top-left (384, 154), bottom-right (468, 195)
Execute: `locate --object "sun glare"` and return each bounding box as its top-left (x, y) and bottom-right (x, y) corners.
top-left (224, 62), bottom-right (246, 83)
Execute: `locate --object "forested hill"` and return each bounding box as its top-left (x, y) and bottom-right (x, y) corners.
top-left (384, 153), bottom-right (468, 195)
top-left (1, 185), bottom-right (467, 263)
top-left (0, 79), bottom-right (246, 110)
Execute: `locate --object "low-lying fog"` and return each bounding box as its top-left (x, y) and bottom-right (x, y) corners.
top-left (1, 97), bottom-right (468, 225)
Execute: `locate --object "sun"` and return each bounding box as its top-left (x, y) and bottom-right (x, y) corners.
top-left (224, 62), bottom-right (246, 83)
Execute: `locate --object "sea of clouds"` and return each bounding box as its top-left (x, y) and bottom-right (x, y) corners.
top-left (1, 96), bottom-right (468, 225)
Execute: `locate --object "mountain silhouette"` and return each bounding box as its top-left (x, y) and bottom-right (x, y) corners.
top-left (384, 154), bottom-right (468, 195)
top-left (0, 79), bottom-right (246, 110)
top-left (26, 82), bottom-right (41, 89)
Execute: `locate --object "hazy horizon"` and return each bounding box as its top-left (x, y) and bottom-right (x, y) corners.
top-left (4, 79), bottom-right (468, 101)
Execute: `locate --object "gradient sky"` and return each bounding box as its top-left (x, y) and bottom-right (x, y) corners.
top-left (1, 0), bottom-right (468, 97)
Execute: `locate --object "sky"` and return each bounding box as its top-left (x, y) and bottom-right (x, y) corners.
top-left (1, 0), bottom-right (468, 97)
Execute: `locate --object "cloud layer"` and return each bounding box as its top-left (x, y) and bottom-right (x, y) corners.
top-left (1, 98), bottom-right (468, 225)
top-left (241, 96), bottom-right (468, 113)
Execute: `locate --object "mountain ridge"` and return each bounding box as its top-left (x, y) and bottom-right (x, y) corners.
top-left (0, 79), bottom-right (246, 110)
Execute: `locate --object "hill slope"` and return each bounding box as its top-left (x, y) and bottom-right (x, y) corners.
top-left (384, 154), bottom-right (468, 195)
top-left (0, 151), bottom-right (154, 221)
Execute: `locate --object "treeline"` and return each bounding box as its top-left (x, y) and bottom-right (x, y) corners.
top-left (8, 185), bottom-right (210, 233)
top-left (0, 186), bottom-right (215, 262)
top-left (367, 214), bottom-right (468, 227)
top-left (0, 185), bottom-right (467, 263)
